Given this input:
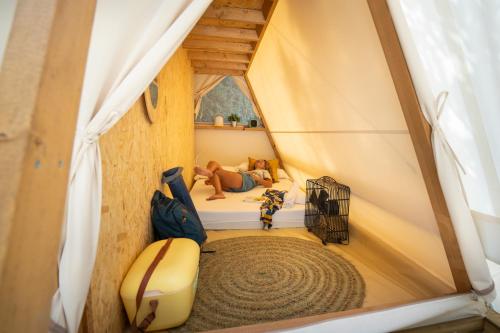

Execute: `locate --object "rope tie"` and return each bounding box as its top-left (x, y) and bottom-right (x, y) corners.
top-left (424, 91), bottom-right (466, 174)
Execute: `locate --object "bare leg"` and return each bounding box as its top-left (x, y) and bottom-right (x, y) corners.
top-left (207, 172), bottom-right (225, 200)
top-left (194, 160), bottom-right (222, 178)
top-left (214, 169), bottom-right (243, 190)
top-left (194, 161), bottom-right (244, 199)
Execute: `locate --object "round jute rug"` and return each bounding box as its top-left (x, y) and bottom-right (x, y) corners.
top-left (170, 236), bottom-right (365, 332)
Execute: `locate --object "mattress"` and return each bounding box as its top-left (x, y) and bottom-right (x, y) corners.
top-left (191, 178), bottom-right (305, 229)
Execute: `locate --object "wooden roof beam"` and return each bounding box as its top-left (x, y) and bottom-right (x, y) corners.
top-left (188, 51), bottom-right (250, 63)
top-left (183, 39), bottom-right (254, 54)
top-left (212, 0), bottom-right (265, 10)
top-left (197, 18), bottom-right (257, 30)
top-left (192, 60), bottom-right (247, 71)
top-left (194, 68), bottom-right (245, 76)
top-left (190, 25), bottom-right (259, 42)
top-left (203, 5), bottom-right (266, 25)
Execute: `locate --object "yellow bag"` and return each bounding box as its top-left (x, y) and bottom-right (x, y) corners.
top-left (120, 238), bottom-right (200, 331)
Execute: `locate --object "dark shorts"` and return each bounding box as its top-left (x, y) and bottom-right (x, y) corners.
top-left (227, 173), bottom-right (257, 192)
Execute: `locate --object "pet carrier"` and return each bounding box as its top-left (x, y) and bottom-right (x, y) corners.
top-left (305, 176), bottom-right (350, 245)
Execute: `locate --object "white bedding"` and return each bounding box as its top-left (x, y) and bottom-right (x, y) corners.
top-left (191, 178), bottom-right (305, 229)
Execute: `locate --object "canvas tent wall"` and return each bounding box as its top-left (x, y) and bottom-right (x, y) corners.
top-left (247, 0), bottom-right (455, 287)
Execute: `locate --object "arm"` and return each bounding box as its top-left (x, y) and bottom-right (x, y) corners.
top-left (260, 178), bottom-right (273, 188)
top-left (251, 173), bottom-right (272, 188)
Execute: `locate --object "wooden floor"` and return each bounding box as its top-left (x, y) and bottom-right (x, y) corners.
top-left (206, 227), bottom-right (454, 309)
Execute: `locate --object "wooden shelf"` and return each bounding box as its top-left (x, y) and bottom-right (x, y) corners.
top-left (195, 124), bottom-right (265, 131)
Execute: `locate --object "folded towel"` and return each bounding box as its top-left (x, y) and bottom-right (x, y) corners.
top-left (295, 191), bottom-right (306, 205)
top-left (283, 181), bottom-right (300, 208)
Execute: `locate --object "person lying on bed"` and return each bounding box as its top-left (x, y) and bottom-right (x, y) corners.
top-left (194, 160), bottom-right (272, 200)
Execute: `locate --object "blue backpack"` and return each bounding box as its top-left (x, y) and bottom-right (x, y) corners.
top-left (150, 190), bottom-right (207, 245)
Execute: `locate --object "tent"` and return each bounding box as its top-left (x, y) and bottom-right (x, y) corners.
top-left (0, 0), bottom-right (498, 332)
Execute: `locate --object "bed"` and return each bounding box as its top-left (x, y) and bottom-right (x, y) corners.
top-left (191, 178), bottom-right (305, 229)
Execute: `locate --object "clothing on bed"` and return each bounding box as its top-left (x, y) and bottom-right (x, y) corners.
top-left (260, 189), bottom-right (286, 229)
top-left (227, 172), bottom-right (257, 192)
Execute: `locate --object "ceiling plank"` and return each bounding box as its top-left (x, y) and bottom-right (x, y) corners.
top-left (192, 60), bottom-right (247, 71)
top-left (190, 25), bottom-right (259, 42)
top-left (212, 0), bottom-right (264, 10)
top-left (203, 6), bottom-right (266, 25)
top-left (188, 51), bottom-right (250, 63)
top-left (194, 68), bottom-right (245, 76)
top-left (197, 17), bottom-right (257, 30)
top-left (183, 39), bottom-right (254, 54)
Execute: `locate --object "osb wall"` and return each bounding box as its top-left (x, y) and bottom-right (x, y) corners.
top-left (83, 47), bottom-right (195, 333)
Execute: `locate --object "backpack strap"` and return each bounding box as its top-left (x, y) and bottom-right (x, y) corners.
top-left (132, 238), bottom-right (173, 332)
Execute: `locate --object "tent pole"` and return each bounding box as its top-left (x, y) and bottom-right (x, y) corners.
top-left (244, 74), bottom-right (285, 169)
top-left (366, 0), bottom-right (471, 292)
top-left (243, 0), bottom-right (284, 168)
top-left (0, 0), bottom-right (96, 331)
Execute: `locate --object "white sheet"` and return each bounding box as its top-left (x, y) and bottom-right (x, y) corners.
top-left (191, 178), bottom-right (305, 229)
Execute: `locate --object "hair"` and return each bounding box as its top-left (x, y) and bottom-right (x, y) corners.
top-left (256, 159), bottom-right (268, 169)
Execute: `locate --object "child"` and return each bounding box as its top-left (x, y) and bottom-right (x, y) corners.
top-left (195, 160), bottom-right (272, 200)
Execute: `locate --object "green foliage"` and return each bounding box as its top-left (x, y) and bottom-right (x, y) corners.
top-left (228, 113), bottom-right (241, 122)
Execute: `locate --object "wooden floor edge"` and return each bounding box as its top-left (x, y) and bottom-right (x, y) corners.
top-left (395, 315), bottom-right (484, 333)
top-left (203, 294), bottom-right (473, 333)
top-left (350, 223), bottom-right (456, 296)
top-left (396, 311), bottom-right (500, 333)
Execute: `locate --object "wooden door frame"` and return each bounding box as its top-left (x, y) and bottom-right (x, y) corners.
top-left (0, 0), bottom-right (96, 331)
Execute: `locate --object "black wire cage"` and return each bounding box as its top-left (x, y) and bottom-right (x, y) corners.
top-left (305, 176), bottom-right (351, 245)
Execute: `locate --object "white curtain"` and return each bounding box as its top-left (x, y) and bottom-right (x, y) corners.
top-left (387, 0), bottom-right (498, 300)
top-left (232, 75), bottom-right (259, 118)
top-left (0, 0), bottom-right (17, 70)
top-left (193, 74), bottom-right (225, 116)
top-left (49, 1), bottom-right (211, 332)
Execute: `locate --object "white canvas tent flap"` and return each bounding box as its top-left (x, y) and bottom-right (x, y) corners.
top-left (49, 1), bottom-right (211, 332)
top-left (387, 0), bottom-right (497, 299)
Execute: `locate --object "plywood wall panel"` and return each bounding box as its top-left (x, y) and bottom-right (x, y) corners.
top-left (84, 47), bottom-right (195, 333)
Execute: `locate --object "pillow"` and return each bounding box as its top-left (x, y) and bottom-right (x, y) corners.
top-left (221, 165), bottom-right (237, 172)
top-left (236, 161), bottom-right (248, 172)
top-left (277, 168), bottom-right (290, 179)
top-left (295, 191), bottom-right (306, 205)
top-left (248, 157), bottom-right (280, 183)
top-left (283, 181), bottom-right (299, 208)
top-left (266, 159), bottom-right (280, 183)
top-left (248, 157), bottom-right (257, 171)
